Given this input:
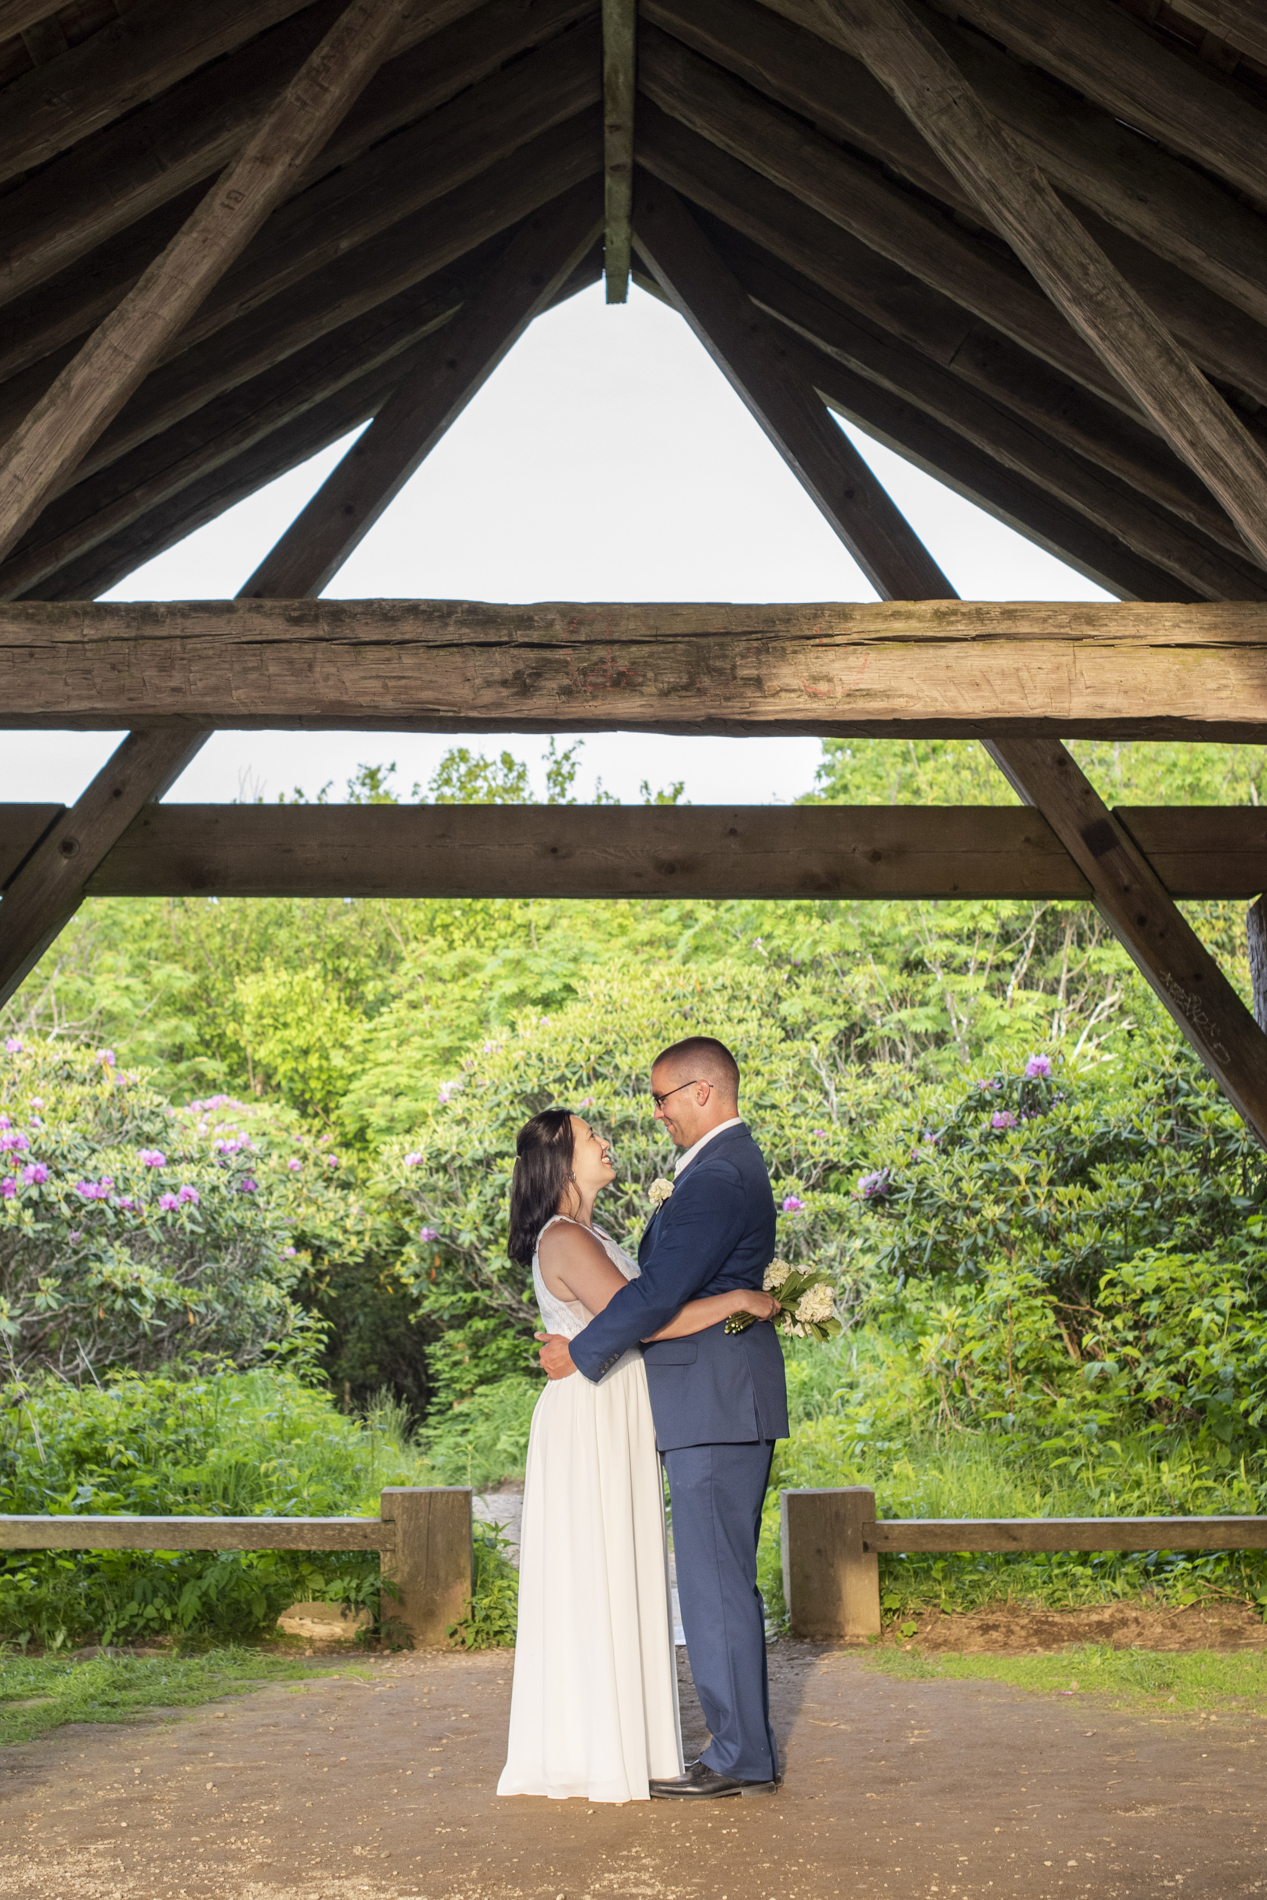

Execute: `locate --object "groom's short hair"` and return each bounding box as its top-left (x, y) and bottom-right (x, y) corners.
top-left (653, 1036), bottom-right (740, 1102)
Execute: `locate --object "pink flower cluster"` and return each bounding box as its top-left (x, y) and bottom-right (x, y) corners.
top-left (782, 1195), bottom-right (805, 1214)
top-left (0, 1129), bottom-right (30, 1154)
top-left (991, 1110), bottom-right (1018, 1131)
top-left (76, 1177), bottom-right (115, 1200)
top-left (1024, 1054), bottom-right (1053, 1079)
top-left (4, 1038), bottom-right (22, 1055)
top-left (213, 1136), bottom-right (251, 1156)
top-left (138, 1149), bottom-right (167, 1168)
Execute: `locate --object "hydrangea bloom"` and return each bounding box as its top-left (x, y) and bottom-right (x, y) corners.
top-left (795, 1283), bottom-right (835, 1324)
top-left (158, 1192), bottom-right (179, 1211)
top-left (858, 1168), bottom-right (892, 1199)
top-left (419, 1226), bottom-right (439, 1243)
top-left (763, 1259), bottom-right (792, 1290)
top-left (139, 1149), bottom-right (167, 1168)
top-left (991, 1110), bottom-right (1018, 1131)
top-left (177, 1185), bottom-right (200, 1206)
top-left (1024, 1053), bottom-right (1053, 1079)
top-left (781, 1195), bottom-right (805, 1213)
top-left (21, 1163), bottom-right (47, 1186)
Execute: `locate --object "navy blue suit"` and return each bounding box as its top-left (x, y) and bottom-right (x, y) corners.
top-left (570, 1123), bottom-right (788, 1781)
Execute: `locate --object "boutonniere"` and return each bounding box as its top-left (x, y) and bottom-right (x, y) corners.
top-left (648, 1177), bottom-right (674, 1209)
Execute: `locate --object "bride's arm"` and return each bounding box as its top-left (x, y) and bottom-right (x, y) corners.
top-left (537, 1222), bottom-right (632, 1313)
top-left (644, 1287), bottom-right (780, 1340)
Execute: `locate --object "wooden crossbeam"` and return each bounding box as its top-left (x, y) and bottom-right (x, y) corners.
top-left (602, 0), bottom-right (637, 301)
top-left (1170, 0), bottom-right (1267, 67)
top-left (240, 183), bottom-right (603, 599)
top-left (0, 0), bottom-right (411, 568)
top-left (6, 600), bottom-right (1267, 737)
top-left (808, 0), bottom-right (1267, 572)
top-left (632, 176), bottom-right (949, 598)
top-left (0, 802), bottom-right (1259, 903)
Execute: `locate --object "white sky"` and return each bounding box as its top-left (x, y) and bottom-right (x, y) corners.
top-left (3, 281), bottom-right (1109, 807)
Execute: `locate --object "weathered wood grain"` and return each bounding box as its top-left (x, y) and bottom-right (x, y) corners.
top-left (632, 177), bottom-right (952, 600)
top-left (0, 1514), bottom-right (395, 1552)
top-left (1169, 0), bottom-right (1267, 67)
top-left (602, 0), bottom-right (636, 300)
top-left (864, 1517), bottom-right (1267, 1554)
top-left (57, 801), bottom-right (1267, 902)
top-left (0, 0), bottom-right (411, 567)
top-left (0, 804), bottom-right (60, 890)
top-left (6, 600), bottom-right (1267, 737)
top-left (242, 182), bottom-right (602, 598)
top-left (0, 731), bottom-right (209, 1007)
top-left (810, 0), bottom-right (1267, 571)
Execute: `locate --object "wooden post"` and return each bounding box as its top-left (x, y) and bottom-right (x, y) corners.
top-left (379, 1487), bottom-right (473, 1647)
top-left (1248, 897), bottom-right (1267, 1031)
top-left (781, 1487), bottom-right (881, 1642)
top-left (0, 0), bottom-right (408, 566)
top-left (601, 0), bottom-right (636, 302)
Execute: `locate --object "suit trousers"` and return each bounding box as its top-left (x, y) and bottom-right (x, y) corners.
top-left (662, 1439), bottom-right (778, 1783)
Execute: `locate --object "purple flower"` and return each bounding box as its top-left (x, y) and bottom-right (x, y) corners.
top-left (4, 1038), bottom-right (22, 1054)
top-left (419, 1226), bottom-right (439, 1243)
top-left (0, 1116), bottom-right (9, 1130)
top-left (0, 1177), bottom-right (14, 1199)
top-left (158, 1192), bottom-right (179, 1211)
top-left (991, 1110), bottom-right (1017, 1131)
top-left (68, 1230), bottom-right (83, 1243)
top-left (29, 1099), bottom-right (42, 1111)
top-left (287, 1158), bottom-right (302, 1172)
top-left (21, 1163), bottom-right (47, 1186)
top-left (177, 1185), bottom-right (199, 1205)
top-left (238, 1177), bottom-right (258, 1193)
top-left (283, 1246), bottom-right (297, 1257)
top-left (437, 1086), bottom-right (453, 1105)
top-left (325, 1154), bottom-right (339, 1169)
top-left (782, 1195), bottom-right (805, 1214)
top-left (113, 1195), bottom-right (136, 1212)
top-left (812, 1129), bottom-right (827, 1138)
top-left (139, 1149), bottom-right (167, 1168)
top-left (1025, 1053), bottom-right (1053, 1080)
top-left (95, 1048), bottom-right (115, 1066)
top-left (402, 1152), bottom-right (422, 1167)
top-left (923, 1130), bottom-right (940, 1145)
top-left (858, 1169), bottom-right (892, 1199)
top-left (0, 1131), bottom-right (29, 1153)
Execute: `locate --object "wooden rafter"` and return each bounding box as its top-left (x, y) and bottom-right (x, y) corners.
top-left (806, 0), bottom-right (1267, 572)
top-left (631, 176), bottom-right (949, 598)
top-left (1169, 0), bottom-right (1267, 68)
top-left (602, 0), bottom-right (636, 302)
top-left (0, 802), bottom-right (1258, 905)
top-left (0, 0), bottom-right (412, 566)
top-left (242, 181), bottom-right (603, 598)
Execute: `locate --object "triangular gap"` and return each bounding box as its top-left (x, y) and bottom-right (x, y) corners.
top-left (71, 282), bottom-right (1107, 810)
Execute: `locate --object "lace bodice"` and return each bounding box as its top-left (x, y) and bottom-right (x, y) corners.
top-left (532, 1215), bottom-right (640, 1339)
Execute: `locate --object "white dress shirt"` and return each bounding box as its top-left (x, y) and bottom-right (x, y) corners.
top-left (674, 1116), bottom-right (743, 1177)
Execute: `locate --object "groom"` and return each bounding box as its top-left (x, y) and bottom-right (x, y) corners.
top-left (537, 1036), bottom-right (788, 1799)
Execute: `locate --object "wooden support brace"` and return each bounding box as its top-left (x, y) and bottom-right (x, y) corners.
top-left (0, 0), bottom-right (408, 566)
top-left (809, 0), bottom-right (1267, 571)
top-left (602, 0), bottom-right (636, 302)
top-left (781, 1486), bottom-right (881, 1641)
top-left (630, 172), bottom-right (952, 599)
top-left (241, 179), bottom-right (604, 598)
top-left (379, 1487), bottom-right (473, 1647)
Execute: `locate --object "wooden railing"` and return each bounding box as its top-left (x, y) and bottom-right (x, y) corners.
top-left (0, 1487), bottom-right (472, 1648)
top-left (780, 1487), bottom-right (1267, 1641)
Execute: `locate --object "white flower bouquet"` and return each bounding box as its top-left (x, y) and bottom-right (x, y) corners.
top-left (724, 1258), bottom-right (842, 1341)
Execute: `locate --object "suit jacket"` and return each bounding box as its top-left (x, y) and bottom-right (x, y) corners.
top-left (568, 1122), bottom-right (790, 1451)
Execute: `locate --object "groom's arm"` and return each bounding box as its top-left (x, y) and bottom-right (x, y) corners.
top-left (568, 1165), bottom-right (747, 1383)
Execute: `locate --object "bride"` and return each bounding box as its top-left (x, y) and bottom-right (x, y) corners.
top-left (497, 1107), bottom-right (778, 1804)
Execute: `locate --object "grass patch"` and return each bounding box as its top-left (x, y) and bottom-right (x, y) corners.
top-left (861, 1642), bottom-right (1267, 1716)
top-left (0, 1645), bottom-right (364, 1747)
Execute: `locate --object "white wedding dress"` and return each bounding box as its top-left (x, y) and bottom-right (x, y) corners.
top-left (498, 1216), bottom-right (683, 1803)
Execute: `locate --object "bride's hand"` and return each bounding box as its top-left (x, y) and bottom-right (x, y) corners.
top-left (729, 1289), bottom-right (780, 1322)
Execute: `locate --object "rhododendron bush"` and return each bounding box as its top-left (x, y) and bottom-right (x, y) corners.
top-left (0, 1042), bottom-right (363, 1378)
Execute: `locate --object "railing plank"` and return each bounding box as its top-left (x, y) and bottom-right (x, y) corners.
top-left (0, 1515), bottom-right (395, 1552)
top-left (864, 1516), bottom-right (1267, 1553)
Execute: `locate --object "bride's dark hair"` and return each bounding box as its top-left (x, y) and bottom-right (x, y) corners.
top-left (508, 1108), bottom-right (576, 1267)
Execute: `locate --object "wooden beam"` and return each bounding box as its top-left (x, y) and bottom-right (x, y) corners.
top-left (3, 800), bottom-right (1253, 903)
top-left (241, 183), bottom-right (603, 597)
top-left (731, 246), bottom-right (1267, 602)
top-left (9, 600), bottom-right (1267, 737)
top-left (602, 0), bottom-right (637, 302)
top-left (663, 0), bottom-right (1267, 361)
top-left (0, 2), bottom-right (69, 38)
top-left (1169, 0), bottom-right (1267, 68)
top-left (943, 0), bottom-right (1267, 208)
top-left (983, 735), bottom-right (1267, 1141)
top-left (0, 0), bottom-right (591, 318)
top-left (0, 0), bottom-right (411, 568)
top-left (631, 176), bottom-right (951, 598)
top-left (0, 731), bottom-right (209, 1009)
top-left (809, 0), bottom-right (1267, 572)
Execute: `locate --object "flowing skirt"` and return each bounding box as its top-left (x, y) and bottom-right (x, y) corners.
top-left (498, 1349), bottom-right (683, 1803)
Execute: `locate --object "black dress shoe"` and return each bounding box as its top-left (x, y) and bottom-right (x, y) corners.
top-left (649, 1759), bottom-right (778, 1799)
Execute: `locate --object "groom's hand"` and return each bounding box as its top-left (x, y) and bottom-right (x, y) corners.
top-left (535, 1331), bottom-right (577, 1380)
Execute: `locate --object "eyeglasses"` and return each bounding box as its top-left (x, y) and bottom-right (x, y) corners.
top-left (651, 1078), bottom-right (708, 1109)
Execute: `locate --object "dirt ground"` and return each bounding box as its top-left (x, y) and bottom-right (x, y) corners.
top-left (1, 1621), bottom-right (1264, 1900)
top-left (876, 1599), bottom-right (1267, 1653)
